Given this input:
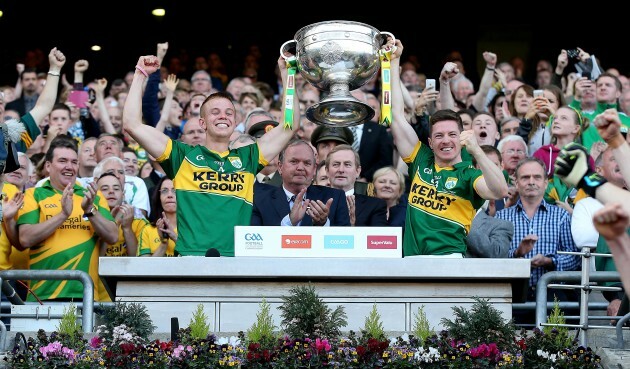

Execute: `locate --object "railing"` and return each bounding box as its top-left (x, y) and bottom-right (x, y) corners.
top-left (0, 270), bottom-right (95, 333)
top-left (534, 245), bottom-right (629, 348)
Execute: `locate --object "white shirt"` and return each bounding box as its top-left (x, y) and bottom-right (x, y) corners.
top-left (280, 186), bottom-right (330, 227)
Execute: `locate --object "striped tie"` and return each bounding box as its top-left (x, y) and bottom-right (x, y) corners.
top-left (350, 126), bottom-right (359, 151)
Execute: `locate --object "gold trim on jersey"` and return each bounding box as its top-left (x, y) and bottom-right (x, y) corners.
top-left (173, 159), bottom-right (256, 203)
top-left (407, 172), bottom-right (476, 232)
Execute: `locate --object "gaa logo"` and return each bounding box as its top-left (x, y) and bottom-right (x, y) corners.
top-left (245, 233), bottom-right (263, 241)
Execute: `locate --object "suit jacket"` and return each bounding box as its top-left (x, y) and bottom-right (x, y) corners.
top-left (258, 170), bottom-right (283, 187)
top-left (6, 96), bottom-right (29, 117)
top-left (387, 199), bottom-right (407, 228)
top-left (358, 121), bottom-right (393, 181)
top-left (354, 193), bottom-right (388, 226)
top-left (251, 183), bottom-right (350, 226)
top-left (466, 211), bottom-right (513, 258)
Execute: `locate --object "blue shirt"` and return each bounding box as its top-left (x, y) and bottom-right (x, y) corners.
top-left (496, 199), bottom-right (580, 287)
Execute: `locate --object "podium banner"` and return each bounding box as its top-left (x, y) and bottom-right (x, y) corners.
top-left (234, 226), bottom-right (402, 258)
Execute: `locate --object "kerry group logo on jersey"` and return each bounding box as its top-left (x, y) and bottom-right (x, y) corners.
top-left (282, 235), bottom-right (311, 249)
top-left (367, 235), bottom-right (397, 249)
top-left (324, 235), bottom-right (354, 249)
top-left (244, 233), bottom-right (264, 249)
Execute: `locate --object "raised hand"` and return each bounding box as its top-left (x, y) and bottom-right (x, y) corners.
top-left (2, 192), bottom-right (25, 220)
top-left (159, 211), bottom-right (177, 241)
top-left (593, 203), bottom-right (630, 240)
top-left (138, 56), bottom-right (160, 74)
top-left (555, 142), bottom-right (607, 196)
top-left (81, 181), bottom-right (98, 214)
top-left (74, 60), bottom-right (89, 73)
top-left (157, 42), bottom-right (169, 64)
top-left (61, 182), bottom-right (75, 217)
top-left (459, 129), bottom-right (481, 156)
top-left (346, 195), bottom-right (356, 226)
top-left (440, 62), bottom-right (459, 84)
top-left (308, 198), bottom-right (333, 226)
top-left (164, 74), bottom-right (179, 92)
top-left (483, 51), bottom-right (497, 69)
top-left (593, 108), bottom-right (625, 146)
top-left (94, 78), bottom-right (108, 96)
top-left (49, 47), bottom-right (66, 70)
top-left (289, 188), bottom-right (308, 226)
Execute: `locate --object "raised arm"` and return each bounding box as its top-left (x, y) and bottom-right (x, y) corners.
top-left (29, 48), bottom-right (66, 124)
top-left (461, 130), bottom-right (508, 199)
top-left (471, 52), bottom-right (496, 112)
top-left (438, 62), bottom-right (459, 112)
top-left (155, 74), bottom-right (179, 133)
top-left (593, 109), bottom-right (630, 187)
top-left (122, 56), bottom-right (169, 159)
top-left (256, 55), bottom-right (300, 160)
top-left (390, 39), bottom-right (420, 158)
top-left (94, 78), bottom-right (116, 134)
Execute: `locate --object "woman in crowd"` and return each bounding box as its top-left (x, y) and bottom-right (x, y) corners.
top-left (138, 177), bottom-right (177, 257)
top-left (370, 166), bottom-right (407, 228)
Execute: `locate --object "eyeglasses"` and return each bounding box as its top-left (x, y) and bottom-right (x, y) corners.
top-left (503, 149), bottom-right (526, 155)
top-left (192, 78), bottom-right (211, 82)
top-left (160, 188), bottom-right (177, 195)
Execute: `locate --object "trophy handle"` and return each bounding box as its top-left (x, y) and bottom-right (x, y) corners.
top-left (280, 40), bottom-right (297, 60)
top-left (380, 32), bottom-right (396, 44)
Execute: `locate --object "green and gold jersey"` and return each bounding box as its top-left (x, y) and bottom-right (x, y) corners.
top-left (157, 140), bottom-right (266, 256)
top-left (102, 217), bottom-right (148, 256)
top-left (17, 180), bottom-right (113, 301)
top-left (403, 142), bottom-right (485, 256)
top-left (137, 224), bottom-right (177, 257)
top-left (0, 183), bottom-right (29, 271)
top-left (17, 112), bottom-right (41, 152)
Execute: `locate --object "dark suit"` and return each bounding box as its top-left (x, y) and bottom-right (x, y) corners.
top-left (358, 121), bottom-right (393, 181)
top-left (251, 183), bottom-right (350, 226)
top-left (353, 194), bottom-right (388, 226)
top-left (387, 199), bottom-right (407, 228)
top-left (258, 171), bottom-right (283, 187)
top-left (466, 210), bottom-right (513, 258)
top-left (6, 96), bottom-right (31, 117)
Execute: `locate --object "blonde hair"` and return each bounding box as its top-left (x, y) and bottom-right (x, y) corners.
top-left (370, 166), bottom-right (405, 200)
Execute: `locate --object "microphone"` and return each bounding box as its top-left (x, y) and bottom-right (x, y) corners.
top-left (205, 248), bottom-right (221, 257)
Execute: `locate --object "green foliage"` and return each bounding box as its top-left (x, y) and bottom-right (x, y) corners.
top-left (361, 303), bottom-right (385, 341)
top-left (96, 301), bottom-right (155, 342)
top-left (246, 298), bottom-right (278, 348)
top-left (278, 283), bottom-right (347, 339)
top-left (56, 302), bottom-right (83, 349)
top-left (544, 296), bottom-right (574, 348)
top-left (440, 296), bottom-right (518, 351)
top-left (412, 305), bottom-right (434, 345)
top-left (188, 303), bottom-right (211, 340)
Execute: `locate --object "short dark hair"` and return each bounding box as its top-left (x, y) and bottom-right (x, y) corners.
top-left (45, 134), bottom-right (78, 162)
top-left (515, 157), bottom-right (548, 180)
top-left (472, 145), bottom-right (502, 168)
top-left (429, 109), bottom-right (463, 135)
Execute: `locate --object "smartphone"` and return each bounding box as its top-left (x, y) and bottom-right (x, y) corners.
top-left (68, 90), bottom-right (89, 108)
top-left (533, 89), bottom-right (544, 98)
top-left (425, 79), bottom-right (436, 91)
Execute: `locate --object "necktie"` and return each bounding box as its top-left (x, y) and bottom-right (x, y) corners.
top-left (262, 176), bottom-right (271, 183)
top-left (350, 126), bottom-right (360, 152)
top-left (288, 195), bottom-right (296, 209)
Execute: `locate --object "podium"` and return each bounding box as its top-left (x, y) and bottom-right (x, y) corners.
top-left (99, 257), bottom-right (530, 334)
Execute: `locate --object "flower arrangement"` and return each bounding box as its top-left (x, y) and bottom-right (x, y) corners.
top-left (3, 288), bottom-right (603, 369)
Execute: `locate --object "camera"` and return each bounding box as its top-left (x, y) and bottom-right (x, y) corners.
top-left (566, 49), bottom-right (581, 61)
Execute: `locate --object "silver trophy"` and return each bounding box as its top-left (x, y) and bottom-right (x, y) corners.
top-left (281, 20), bottom-right (394, 127)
